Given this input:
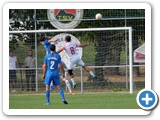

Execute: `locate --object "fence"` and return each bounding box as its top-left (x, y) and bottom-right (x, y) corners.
top-left (9, 9), bottom-right (145, 93)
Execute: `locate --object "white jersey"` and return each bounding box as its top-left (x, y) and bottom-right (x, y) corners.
top-left (9, 56), bottom-right (17, 70)
top-left (61, 42), bottom-right (80, 59)
top-left (61, 42), bottom-right (85, 69)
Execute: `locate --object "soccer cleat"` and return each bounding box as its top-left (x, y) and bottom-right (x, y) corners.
top-left (92, 75), bottom-right (97, 79)
top-left (73, 83), bottom-right (77, 89)
top-left (50, 85), bottom-right (54, 91)
top-left (63, 100), bottom-right (68, 104)
top-left (70, 92), bottom-right (75, 95)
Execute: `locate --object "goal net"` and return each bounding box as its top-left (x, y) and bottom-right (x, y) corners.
top-left (9, 27), bottom-right (135, 94)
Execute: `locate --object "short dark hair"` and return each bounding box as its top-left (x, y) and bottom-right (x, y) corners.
top-left (65, 35), bottom-right (71, 42)
top-left (9, 50), bottom-right (13, 53)
top-left (28, 49), bottom-right (33, 53)
top-left (39, 36), bottom-right (45, 42)
top-left (50, 44), bottom-right (56, 51)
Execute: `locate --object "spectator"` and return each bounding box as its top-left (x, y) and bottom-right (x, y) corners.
top-left (9, 50), bottom-right (18, 92)
top-left (24, 50), bottom-right (36, 91)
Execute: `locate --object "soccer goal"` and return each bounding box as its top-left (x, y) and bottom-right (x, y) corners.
top-left (9, 27), bottom-right (134, 94)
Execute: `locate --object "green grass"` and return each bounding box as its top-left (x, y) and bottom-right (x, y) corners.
top-left (9, 93), bottom-right (140, 109)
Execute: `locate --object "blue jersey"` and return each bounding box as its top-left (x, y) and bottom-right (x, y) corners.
top-left (44, 52), bottom-right (62, 76)
top-left (42, 40), bottom-right (51, 54)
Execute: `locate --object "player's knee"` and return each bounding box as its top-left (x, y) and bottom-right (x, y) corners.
top-left (68, 70), bottom-right (73, 76)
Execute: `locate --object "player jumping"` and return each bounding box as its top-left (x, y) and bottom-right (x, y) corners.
top-left (58, 35), bottom-right (96, 89)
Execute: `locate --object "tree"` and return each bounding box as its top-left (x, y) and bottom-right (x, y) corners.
top-left (9, 9), bottom-right (35, 49)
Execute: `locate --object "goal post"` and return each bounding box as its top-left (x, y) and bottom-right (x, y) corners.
top-left (9, 27), bottom-right (133, 94)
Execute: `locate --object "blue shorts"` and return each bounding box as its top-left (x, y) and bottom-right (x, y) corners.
top-left (44, 74), bottom-right (60, 86)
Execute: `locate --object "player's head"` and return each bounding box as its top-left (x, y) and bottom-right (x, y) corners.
top-left (65, 35), bottom-right (71, 42)
top-left (39, 36), bottom-right (45, 44)
top-left (50, 44), bottom-right (56, 52)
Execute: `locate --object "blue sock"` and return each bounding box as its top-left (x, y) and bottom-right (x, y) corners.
top-left (46, 90), bottom-right (50, 103)
top-left (58, 88), bottom-right (65, 101)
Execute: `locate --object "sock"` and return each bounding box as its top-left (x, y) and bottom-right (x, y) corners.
top-left (65, 80), bottom-right (72, 92)
top-left (65, 72), bottom-right (68, 78)
top-left (58, 88), bottom-right (65, 101)
top-left (46, 90), bottom-right (50, 103)
top-left (71, 78), bottom-right (76, 84)
top-left (89, 71), bottom-right (95, 77)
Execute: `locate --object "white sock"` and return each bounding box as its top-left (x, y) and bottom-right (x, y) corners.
top-left (89, 71), bottom-right (95, 77)
top-left (71, 78), bottom-right (76, 84)
top-left (65, 80), bottom-right (72, 93)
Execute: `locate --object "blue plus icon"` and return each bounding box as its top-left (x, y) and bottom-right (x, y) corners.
top-left (142, 93), bottom-right (153, 105)
top-left (137, 89), bottom-right (158, 110)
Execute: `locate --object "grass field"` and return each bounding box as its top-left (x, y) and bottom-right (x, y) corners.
top-left (9, 92), bottom-right (140, 109)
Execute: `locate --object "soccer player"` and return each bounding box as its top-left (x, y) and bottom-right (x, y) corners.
top-left (58, 35), bottom-right (96, 89)
top-left (42, 44), bottom-right (68, 105)
top-left (39, 36), bottom-right (74, 95)
top-left (39, 36), bottom-right (59, 54)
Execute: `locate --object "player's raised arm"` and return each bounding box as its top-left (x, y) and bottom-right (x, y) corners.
top-left (48, 38), bottom-right (59, 43)
top-left (79, 42), bottom-right (90, 47)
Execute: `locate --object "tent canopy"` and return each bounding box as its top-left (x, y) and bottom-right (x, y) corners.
top-left (134, 43), bottom-right (145, 63)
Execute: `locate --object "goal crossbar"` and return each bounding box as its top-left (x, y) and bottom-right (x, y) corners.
top-left (9, 27), bottom-right (133, 94)
top-left (9, 27), bottom-right (131, 33)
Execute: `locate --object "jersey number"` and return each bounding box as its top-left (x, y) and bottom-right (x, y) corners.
top-left (50, 61), bottom-right (55, 69)
top-left (70, 47), bottom-right (75, 55)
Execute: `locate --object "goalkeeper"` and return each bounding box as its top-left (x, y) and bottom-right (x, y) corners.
top-left (39, 36), bottom-right (74, 95)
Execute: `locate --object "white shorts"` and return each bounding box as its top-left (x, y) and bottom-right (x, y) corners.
top-left (68, 56), bottom-right (85, 70)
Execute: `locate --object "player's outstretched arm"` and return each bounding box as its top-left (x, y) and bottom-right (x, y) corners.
top-left (48, 38), bottom-right (59, 43)
top-left (79, 42), bottom-right (90, 47)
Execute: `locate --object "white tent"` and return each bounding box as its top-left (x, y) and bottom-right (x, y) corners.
top-left (134, 43), bottom-right (145, 63)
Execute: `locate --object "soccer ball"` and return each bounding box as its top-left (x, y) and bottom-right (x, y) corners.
top-left (95, 13), bottom-right (102, 20)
